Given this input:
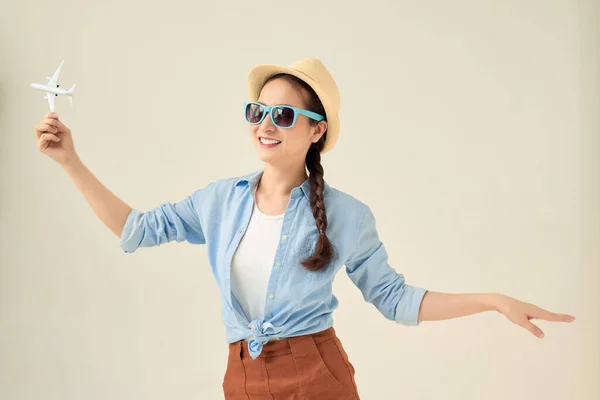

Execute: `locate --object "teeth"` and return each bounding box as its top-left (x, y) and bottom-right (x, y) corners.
top-left (260, 138), bottom-right (281, 145)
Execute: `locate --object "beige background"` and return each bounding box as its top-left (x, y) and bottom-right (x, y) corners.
top-left (1, 1), bottom-right (598, 399)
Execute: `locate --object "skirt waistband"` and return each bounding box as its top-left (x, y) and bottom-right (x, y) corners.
top-left (229, 326), bottom-right (336, 359)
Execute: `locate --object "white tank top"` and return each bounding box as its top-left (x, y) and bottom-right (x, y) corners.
top-left (230, 186), bottom-right (285, 332)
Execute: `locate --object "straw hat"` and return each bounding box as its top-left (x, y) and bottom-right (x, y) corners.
top-left (247, 58), bottom-right (340, 154)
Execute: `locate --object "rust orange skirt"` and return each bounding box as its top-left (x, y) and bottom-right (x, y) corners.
top-left (223, 326), bottom-right (360, 399)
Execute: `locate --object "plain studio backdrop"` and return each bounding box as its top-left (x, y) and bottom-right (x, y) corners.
top-left (1, 1), bottom-right (598, 399)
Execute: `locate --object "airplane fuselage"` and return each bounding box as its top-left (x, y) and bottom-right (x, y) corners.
top-left (30, 83), bottom-right (72, 96)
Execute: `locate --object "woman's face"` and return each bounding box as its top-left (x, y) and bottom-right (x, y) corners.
top-left (250, 77), bottom-right (326, 166)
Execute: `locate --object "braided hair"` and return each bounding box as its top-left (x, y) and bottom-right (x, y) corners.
top-left (264, 74), bottom-right (333, 272)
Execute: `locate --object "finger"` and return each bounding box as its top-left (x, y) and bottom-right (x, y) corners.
top-left (35, 123), bottom-right (57, 139)
top-left (531, 306), bottom-right (576, 322)
top-left (38, 133), bottom-right (60, 150)
top-left (522, 320), bottom-right (545, 338)
top-left (38, 123), bottom-right (58, 134)
top-left (39, 133), bottom-right (60, 143)
top-left (45, 112), bottom-right (58, 120)
top-left (540, 312), bottom-right (576, 322)
top-left (42, 118), bottom-right (60, 129)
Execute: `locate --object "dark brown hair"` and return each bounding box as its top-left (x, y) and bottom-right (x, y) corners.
top-left (264, 73), bottom-right (334, 272)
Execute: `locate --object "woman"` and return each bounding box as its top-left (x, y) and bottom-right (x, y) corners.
top-left (34, 57), bottom-right (575, 399)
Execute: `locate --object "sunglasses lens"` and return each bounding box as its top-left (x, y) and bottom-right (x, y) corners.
top-left (245, 103), bottom-right (264, 124)
top-left (273, 107), bottom-right (295, 127)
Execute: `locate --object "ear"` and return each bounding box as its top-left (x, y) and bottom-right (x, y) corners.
top-left (311, 120), bottom-right (328, 143)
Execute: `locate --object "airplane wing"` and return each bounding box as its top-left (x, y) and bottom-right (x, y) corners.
top-left (46, 60), bottom-right (64, 88)
top-left (45, 92), bottom-right (56, 112)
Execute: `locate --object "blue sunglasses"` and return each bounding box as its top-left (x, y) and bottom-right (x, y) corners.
top-left (244, 101), bottom-right (325, 129)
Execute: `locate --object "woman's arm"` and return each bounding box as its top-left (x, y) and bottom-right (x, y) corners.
top-left (417, 291), bottom-right (576, 338)
top-left (62, 154), bottom-right (132, 238)
top-left (417, 292), bottom-right (498, 320)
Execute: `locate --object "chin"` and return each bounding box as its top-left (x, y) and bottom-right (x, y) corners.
top-left (256, 152), bottom-right (279, 163)
top-left (254, 145), bottom-right (273, 160)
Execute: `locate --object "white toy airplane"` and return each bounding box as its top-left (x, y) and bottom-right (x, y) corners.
top-left (31, 60), bottom-right (76, 112)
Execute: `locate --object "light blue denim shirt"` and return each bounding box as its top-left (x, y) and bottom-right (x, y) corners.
top-left (120, 169), bottom-right (428, 359)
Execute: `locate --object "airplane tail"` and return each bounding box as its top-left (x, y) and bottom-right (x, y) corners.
top-left (68, 83), bottom-right (76, 106)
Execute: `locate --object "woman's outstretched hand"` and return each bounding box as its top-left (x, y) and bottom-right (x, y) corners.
top-left (496, 295), bottom-right (575, 338)
top-left (417, 292), bottom-right (575, 338)
top-left (498, 296), bottom-right (575, 339)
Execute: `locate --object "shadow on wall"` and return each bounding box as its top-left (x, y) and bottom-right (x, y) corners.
top-left (0, 80), bottom-right (9, 148)
top-left (0, 80), bottom-right (5, 125)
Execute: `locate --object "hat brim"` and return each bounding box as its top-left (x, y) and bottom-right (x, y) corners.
top-left (247, 64), bottom-right (339, 154)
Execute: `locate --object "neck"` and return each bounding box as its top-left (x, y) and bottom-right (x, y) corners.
top-left (258, 163), bottom-right (308, 198)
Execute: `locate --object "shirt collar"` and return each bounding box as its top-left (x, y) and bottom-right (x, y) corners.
top-left (234, 169), bottom-right (329, 200)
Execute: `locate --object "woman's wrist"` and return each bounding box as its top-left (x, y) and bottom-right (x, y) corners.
top-left (60, 152), bottom-right (82, 171)
top-left (486, 293), bottom-right (507, 313)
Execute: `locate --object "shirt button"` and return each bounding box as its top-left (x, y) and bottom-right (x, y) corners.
top-left (281, 235), bottom-right (287, 241)
top-left (275, 261), bottom-right (281, 267)
top-left (266, 313), bottom-right (272, 318)
top-left (251, 326), bottom-right (256, 331)
top-left (268, 293), bottom-right (274, 299)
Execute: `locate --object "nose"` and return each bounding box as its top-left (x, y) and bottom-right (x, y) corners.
top-left (258, 111), bottom-right (276, 132)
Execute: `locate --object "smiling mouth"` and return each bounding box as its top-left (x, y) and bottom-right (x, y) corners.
top-left (259, 137), bottom-right (281, 145)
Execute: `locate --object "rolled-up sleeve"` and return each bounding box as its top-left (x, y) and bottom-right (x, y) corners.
top-left (344, 205), bottom-right (428, 325)
top-left (120, 189), bottom-right (207, 254)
